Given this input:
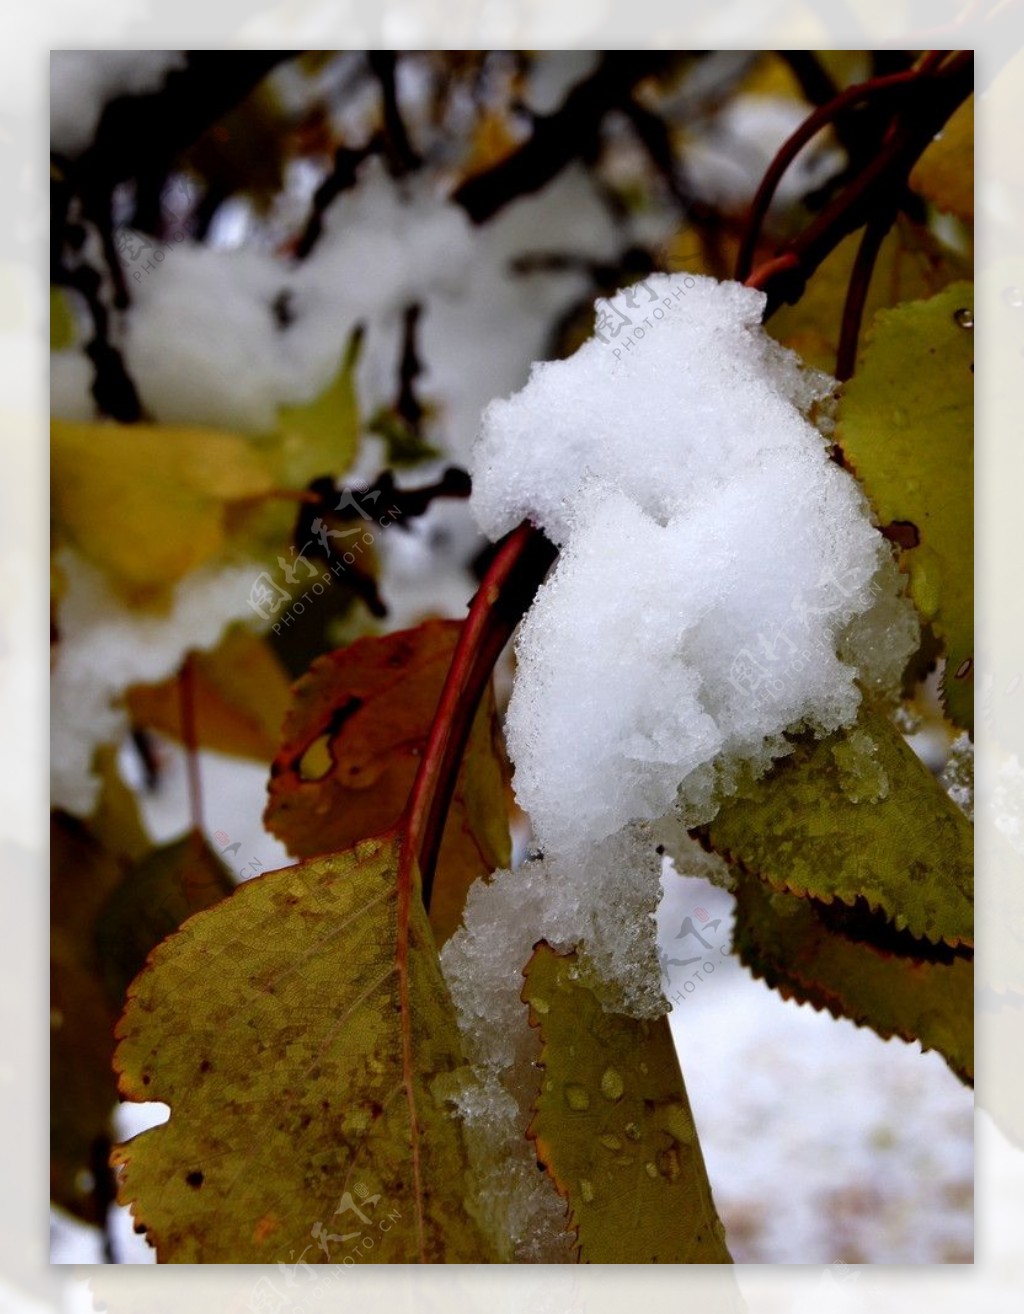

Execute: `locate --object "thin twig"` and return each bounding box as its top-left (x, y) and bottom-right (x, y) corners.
top-left (403, 522), bottom-right (557, 909)
top-left (178, 651), bottom-right (204, 836)
top-left (735, 61), bottom-right (932, 283)
top-left (835, 203), bottom-right (897, 381)
top-left (746, 51), bottom-right (973, 314)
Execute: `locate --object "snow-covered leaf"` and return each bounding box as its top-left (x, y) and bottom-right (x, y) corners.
top-left (704, 705), bottom-right (972, 948)
top-left (732, 870), bottom-right (972, 1084)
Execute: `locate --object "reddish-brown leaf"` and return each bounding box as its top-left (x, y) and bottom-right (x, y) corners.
top-left (265, 620), bottom-right (511, 943)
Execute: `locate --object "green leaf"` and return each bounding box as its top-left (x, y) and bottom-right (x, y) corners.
top-left (112, 836), bottom-right (498, 1262)
top-left (704, 705), bottom-right (972, 948)
top-left (265, 622), bottom-right (511, 945)
top-left (732, 870), bottom-right (973, 1084)
top-left (522, 942), bottom-right (732, 1264)
top-left (835, 284), bottom-right (974, 730)
top-left (367, 407), bottom-right (440, 468)
top-left (909, 96), bottom-right (974, 224)
top-left (273, 332), bottom-right (361, 487)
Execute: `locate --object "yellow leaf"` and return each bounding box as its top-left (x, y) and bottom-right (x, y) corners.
top-left (835, 284), bottom-right (974, 729)
top-left (51, 418), bottom-right (274, 592)
top-left (50, 286), bottom-right (77, 350)
top-left (732, 870), bottom-right (972, 1085)
top-left (910, 96), bottom-right (974, 224)
top-left (51, 812), bottom-right (232, 1223)
top-left (769, 216), bottom-right (971, 373)
top-left (112, 837), bottom-right (498, 1262)
top-left (523, 943), bottom-right (732, 1264)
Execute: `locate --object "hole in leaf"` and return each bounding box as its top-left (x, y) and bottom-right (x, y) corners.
top-left (298, 735), bottom-right (333, 781)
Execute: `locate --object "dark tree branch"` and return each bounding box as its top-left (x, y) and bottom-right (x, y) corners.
top-left (73, 52), bottom-right (294, 200)
top-left (744, 52), bottom-right (973, 315)
top-left (778, 51), bottom-right (840, 107)
top-left (294, 138), bottom-right (381, 260)
top-left (452, 53), bottom-right (670, 223)
top-left (367, 51), bottom-right (422, 177)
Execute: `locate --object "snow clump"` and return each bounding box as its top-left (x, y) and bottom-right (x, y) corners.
top-left (441, 274), bottom-right (918, 1257)
top-left (472, 273), bottom-right (917, 858)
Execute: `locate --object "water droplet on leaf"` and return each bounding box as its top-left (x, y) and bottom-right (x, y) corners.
top-left (600, 1067), bottom-right (625, 1101)
top-left (564, 1083), bottom-right (591, 1111)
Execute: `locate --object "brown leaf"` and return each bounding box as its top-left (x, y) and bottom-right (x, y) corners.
top-left (125, 626), bottom-right (293, 761)
top-left (265, 621), bottom-right (511, 943)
